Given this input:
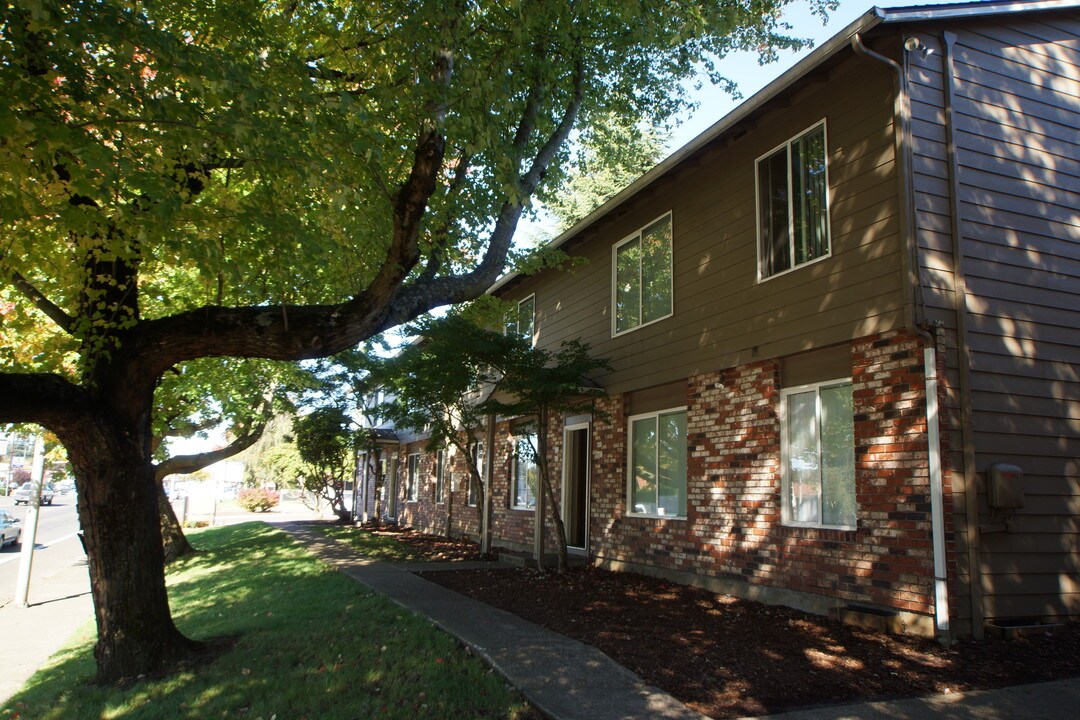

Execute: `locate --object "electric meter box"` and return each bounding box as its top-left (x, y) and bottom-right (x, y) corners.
top-left (987, 463), bottom-right (1025, 509)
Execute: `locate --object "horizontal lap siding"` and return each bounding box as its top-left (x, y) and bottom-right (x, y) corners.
top-left (910, 13), bottom-right (1080, 625)
top-left (506, 51), bottom-right (904, 396)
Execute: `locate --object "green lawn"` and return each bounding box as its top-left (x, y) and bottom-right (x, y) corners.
top-left (3, 523), bottom-right (532, 720)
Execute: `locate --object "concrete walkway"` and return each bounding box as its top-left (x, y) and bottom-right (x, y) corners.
top-left (284, 522), bottom-right (1080, 720)
top-left (283, 523), bottom-right (707, 720)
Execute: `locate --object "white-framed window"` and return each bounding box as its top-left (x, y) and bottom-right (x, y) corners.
top-left (756, 121), bottom-right (830, 280)
top-left (511, 430), bottom-right (537, 510)
top-left (505, 294), bottom-right (536, 346)
top-left (434, 450), bottom-right (446, 504)
top-left (406, 453), bottom-right (419, 502)
top-left (467, 440), bottom-right (484, 507)
top-left (612, 212), bottom-right (673, 336)
top-left (627, 407), bottom-right (687, 518)
top-left (780, 379), bottom-right (856, 529)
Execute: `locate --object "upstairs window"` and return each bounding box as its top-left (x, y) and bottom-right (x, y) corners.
top-left (505, 295), bottom-right (536, 345)
top-left (613, 213), bottom-right (673, 336)
top-left (757, 122), bottom-right (830, 280)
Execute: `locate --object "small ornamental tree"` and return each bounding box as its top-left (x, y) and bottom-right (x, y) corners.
top-left (236, 488), bottom-right (281, 513)
top-left (377, 314), bottom-right (527, 539)
top-left (483, 340), bottom-right (610, 573)
top-left (293, 406), bottom-right (357, 524)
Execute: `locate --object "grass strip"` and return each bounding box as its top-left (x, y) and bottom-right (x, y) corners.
top-left (4, 523), bottom-right (532, 720)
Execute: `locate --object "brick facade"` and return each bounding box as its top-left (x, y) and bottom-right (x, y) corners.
top-left (360, 330), bottom-right (953, 627)
top-left (587, 330), bottom-right (947, 622)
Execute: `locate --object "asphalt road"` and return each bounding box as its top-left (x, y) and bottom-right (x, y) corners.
top-left (0, 493), bottom-right (84, 607)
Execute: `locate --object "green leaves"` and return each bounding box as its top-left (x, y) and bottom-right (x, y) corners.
top-left (2, 0), bottom-right (821, 377)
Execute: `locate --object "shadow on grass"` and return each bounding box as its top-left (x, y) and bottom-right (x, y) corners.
top-left (3, 522), bottom-right (534, 720)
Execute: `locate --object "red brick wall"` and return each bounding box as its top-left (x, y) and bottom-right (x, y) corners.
top-left (396, 444), bottom-right (447, 534)
top-left (588, 330), bottom-right (943, 618)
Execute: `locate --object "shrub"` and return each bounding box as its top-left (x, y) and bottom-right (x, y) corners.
top-left (237, 488), bottom-right (281, 513)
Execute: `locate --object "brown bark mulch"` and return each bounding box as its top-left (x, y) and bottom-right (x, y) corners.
top-left (373, 530), bottom-right (1080, 719)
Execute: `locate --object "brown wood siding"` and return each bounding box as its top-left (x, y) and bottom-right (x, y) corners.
top-left (503, 50), bottom-right (905, 398)
top-left (909, 12), bottom-right (1080, 626)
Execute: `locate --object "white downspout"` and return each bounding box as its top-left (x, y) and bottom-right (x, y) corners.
top-left (924, 345), bottom-right (951, 638)
top-left (853, 33), bottom-right (952, 640)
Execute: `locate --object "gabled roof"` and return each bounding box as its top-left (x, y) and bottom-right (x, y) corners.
top-left (489, 0), bottom-right (1078, 295)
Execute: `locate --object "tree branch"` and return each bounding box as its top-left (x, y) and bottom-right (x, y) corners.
top-left (382, 55), bottom-right (587, 324)
top-left (154, 420), bottom-right (266, 483)
top-left (0, 373), bottom-right (90, 426)
top-left (10, 271), bottom-right (76, 333)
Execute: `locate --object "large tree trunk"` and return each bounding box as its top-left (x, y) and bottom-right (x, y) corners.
top-left (158, 480), bottom-right (195, 564)
top-left (67, 418), bottom-right (201, 683)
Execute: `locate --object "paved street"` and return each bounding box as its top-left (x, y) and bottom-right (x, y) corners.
top-left (0, 493), bottom-right (84, 607)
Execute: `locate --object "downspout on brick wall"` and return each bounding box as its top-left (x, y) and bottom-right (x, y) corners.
top-left (852, 33), bottom-right (957, 640)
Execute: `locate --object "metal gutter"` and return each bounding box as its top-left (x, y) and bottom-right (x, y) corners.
top-left (941, 29), bottom-right (985, 639)
top-left (878, 0), bottom-right (1076, 22)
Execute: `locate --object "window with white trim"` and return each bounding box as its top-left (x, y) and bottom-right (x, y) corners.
top-left (511, 431), bottom-right (537, 510)
top-left (612, 213), bottom-right (673, 336)
top-left (505, 295), bottom-right (536, 345)
top-left (406, 453), bottom-right (419, 502)
top-left (467, 441), bottom-right (484, 507)
top-left (627, 407), bottom-right (687, 518)
top-left (780, 379), bottom-right (856, 529)
top-left (756, 121), bottom-right (830, 280)
top-left (434, 450), bottom-right (446, 504)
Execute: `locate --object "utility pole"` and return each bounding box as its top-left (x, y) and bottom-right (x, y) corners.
top-left (15, 434), bottom-right (45, 607)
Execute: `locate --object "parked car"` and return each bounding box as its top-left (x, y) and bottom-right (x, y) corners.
top-left (12, 482), bottom-right (54, 506)
top-left (0, 510), bottom-right (20, 549)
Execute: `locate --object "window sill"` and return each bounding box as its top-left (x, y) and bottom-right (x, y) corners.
top-left (756, 252), bottom-right (831, 284)
top-left (611, 311), bottom-right (673, 339)
top-left (509, 506), bottom-right (535, 512)
top-left (781, 521), bottom-right (857, 533)
top-left (627, 513), bottom-right (687, 521)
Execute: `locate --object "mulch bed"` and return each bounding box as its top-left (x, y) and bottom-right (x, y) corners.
top-left (383, 531), bottom-right (1080, 719)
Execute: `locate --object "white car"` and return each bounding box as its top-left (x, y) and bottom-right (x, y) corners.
top-left (13, 482), bottom-right (54, 506)
top-left (0, 510), bottom-right (20, 549)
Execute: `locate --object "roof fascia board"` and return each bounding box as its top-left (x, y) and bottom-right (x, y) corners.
top-left (879, 0), bottom-right (1077, 23)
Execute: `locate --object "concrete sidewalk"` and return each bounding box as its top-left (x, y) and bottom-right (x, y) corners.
top-left (0, 550), bottom-right (93, 704)
top-left (285, 522), bottom-right (1080, 720)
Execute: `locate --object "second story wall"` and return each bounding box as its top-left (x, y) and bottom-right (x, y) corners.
top-left (502, 44), bottom-right (907, 395)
